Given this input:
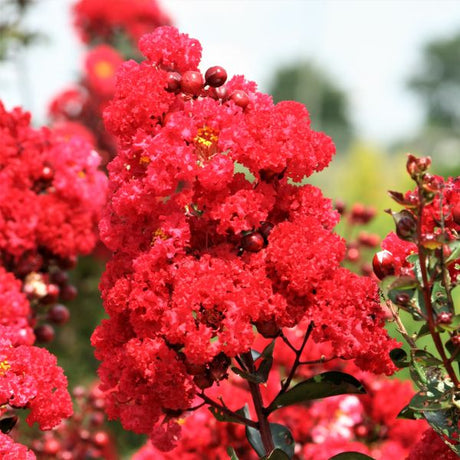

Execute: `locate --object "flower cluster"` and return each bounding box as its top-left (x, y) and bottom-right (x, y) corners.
top-left (93, 26), bottom-right (398, 451)
top-left (73, 0), bottom-right (171, 46)
top-left (0, 102), bottom-right (107, 453)
top-left (49, 0), bottom-right (171, 162)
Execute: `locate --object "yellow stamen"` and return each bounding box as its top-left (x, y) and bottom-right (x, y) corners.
top-left (151, 228), bottom-right (169, 245)
top-left (139, 155), bottom-right (151, 166)
top-left (193, 126), bottom-right (219, 162)
top-left (0, 360), bottom-right (11, 376)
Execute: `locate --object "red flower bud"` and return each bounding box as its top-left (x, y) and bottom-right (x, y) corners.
top-left (34, 324), bottom-right (55, 343)
top-left (437, 312), bottom-right (453, 324)
top-left (241, 232), bottom-right (264, 253)
top-left (395, 211), bottom-right (417, 241)
top-left (43, 438), bottom-right (60, 455)
top-left (181, 70), bottom-right (204, 96)
top-left (259, 221), bottom-right (274, 241)
top-left (334, 199), bottom-right (346, 215)
top-left (205, 66), bottom-right (227, 87)
top-left (60, 284), bottom-right (77, 301)
top-left (452, 201), bottom-right (460, 226)
top-left (346, 247), bottom-right (360, 262)
top-left (165, 72), bottom-right (182, 92)
top-left (92, 431), bottom-right (110, 447)
top-left (254, 319), bottom-right (280, 338)
top-left (47, 304), bottom-right (70, 325)
top-left (395, 293), bottom-right (411, 306)
top-left (41, 165), bottom-right (54, 182)
top-left (208, 85), bottom-right (228, 100)
top-left (406, 154), bottom-right (431, 179)
top-left (193, 372), bottom-right (213, 390)
top-left (372, 250), bottom-right (395, 280)
top-left (230, 90), bottom-right (249, 109)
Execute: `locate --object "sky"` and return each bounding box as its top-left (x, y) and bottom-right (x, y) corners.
top-left (2, 0), bottom-right (460, 144)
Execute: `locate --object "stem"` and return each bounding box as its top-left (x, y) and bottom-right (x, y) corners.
top-left (242, 352), bottom-right (274, 455)
top-left (386, 299), bottom-right (417, 348)
top-left (299, 355), bottom-right (339, 366)
top-left (198, 392), bottom-right (258, 428)
top-left (417, 187), bottom-right (459, 387)
top-left (280, 322), bottom-right (314, 394)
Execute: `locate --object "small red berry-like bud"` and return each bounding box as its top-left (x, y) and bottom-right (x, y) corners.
top-left (358, 232), bottom-right (380, 248)
top-left (72, 386), bottom-right (86, 398)
top-left (372, 250), bottom-right (395, 280)
top-left (355, 424), bottom-right (368, 438)
top-left (60, 284), bottom-right (77, 301)
top-left (50, 270), bottom-right (69, 286)
top-left (56, 255), bottom-right (77, 270)
top-left (395, 293), bottom-right (411, 306)
top-left (422, 173), bottom-right (441, 192)
top-left (395, 213), bottom-right (417, 240)
top-left (41, 166), bottom-right (54, 182)
top-left (452, 335), bottom-right (460, 346)
top-left (79, 429), bottom-right (91, 441)
top-left (406, 154), bottom-right (431, 178)
top-left (230, 90), bottom-right (249, 109)
top-left (181, 70), bottom-right (204, 96)
top-left (205, 66), bottom-right (227, 87)
top-left (346, 247), bottom-right (360, 262)
top-left (259, 221), bottom-right (274, 241)
top-left (334, 199), bottom-right (346, 215)
top-left (241, 232), bottom-right (265, 253)
top-left (43, 438), bottom-right (60, 455)
top-left (209, 85), bottom-right (228, 100)
top-left (92, 431), bottom-right (110, 447)
top-left (89, 411), bottom-right (105, 427)
top-left (165, 72), bottom-right (182, 92)
top-left (361, 262), bottom-right (373, 277)
top-left (437, 312), bottom-right (453, 324)
top-left (193, 372), bottom-right (213, 390)
top-left (42, 283), bottom-right (60, 304)
top-left (209, 353), bottom-right (230, 381)
top-left (254, 319), bottom-right (280, 338)
top-left (452, 202), bottom-right (460, 226)
top-left (363, 206), bottom-right (377, 223)
top-left (34, 324), bottom-right (55, 343)
top-left (47, 304), bottom-right (70, 325)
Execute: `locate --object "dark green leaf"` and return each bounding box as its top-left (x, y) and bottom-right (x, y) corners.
top-left (409, 391), bottom-right (453, 412)
top-left (397, 404), bottom-right (422, 420)
top-left (257, 356), bottom-right (273, 383)
top-left (388, 276), bottom-right (418, 291)
top-left (424, 407), bottom-right (460, 456)
top-left (246, 423), bottom-right (295, 458)
top-left (208, 404), bottom-right (249, 425)
top-left (445, 339), bottom-right (460, 362)
top-left (268, 372), bottom-right (365, 413)
top-left (227, 447), bottom-right (240, 459)
top-left (389, 348), bottom-right (409, 368)
top-left (0, 416), bottom-right (17, 434)
top-left (265, 448), bottom-right (291, 460)
top-left (417, 323), bottom-right (431, 339)
top-left (329, 452), bottom-right (375, 459)
top-left (231, 366), bottom-right (264, 384)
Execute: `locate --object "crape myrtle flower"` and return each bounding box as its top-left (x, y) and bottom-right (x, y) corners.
top-left (73, 0), bottom-right (171, 46)
top-left (93, 26), bottom-right (397, 450)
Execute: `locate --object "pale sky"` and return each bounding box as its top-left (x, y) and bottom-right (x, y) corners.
top-left (2, 0), bottom-right (460, 144)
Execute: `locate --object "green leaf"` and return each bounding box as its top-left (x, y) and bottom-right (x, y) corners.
top-left (208, 404), bottom-right (249, 425)
top-left (264, 448), bottom-right (291, 460)
top-left (227, 447), bottom-right (240, 459)
top-left (409, 391), bottom-right (454, 412)
top-left (424, 407), bottom-right (460, 456)
top-left (445, 339), bottom-right (460, 362)
top-left (409, 349), bottom-right (444, 387)
top-left (416, 323), bottom-right (431, 339)
top-left (446, 240), bottom-right (460, 265)
top-left (397, 404), bottom-right (422, 420)
top-left (246, 423), bottom-right (295, 458)
top-left (231, 366), bottom-right (265, 384)
top-left (329, 452), bottom-right (375, 459)
top-left (268, 372), bottom-right (365, 413)
top-left (389, 348), bottom-right (409, 368)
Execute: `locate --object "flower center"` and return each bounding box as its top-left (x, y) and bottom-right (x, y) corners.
top-left (94, 60), bottom-right (115, 79)
top-left (193, 126), bottom-right (219, 162)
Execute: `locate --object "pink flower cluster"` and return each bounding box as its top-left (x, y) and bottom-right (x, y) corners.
top-left (0, 102), bottom-right (107, 454)
top-left (93, 26), bottom-right (398, 450)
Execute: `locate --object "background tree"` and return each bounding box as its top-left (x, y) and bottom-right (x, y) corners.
top-left (269, 61), bottom-right (354, 153)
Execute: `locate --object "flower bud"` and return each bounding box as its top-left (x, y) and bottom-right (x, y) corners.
top-left (254, 319), bottom-right (280, 338)
top-left (406, 154), bottom-right (431, 179)
top-left (181, 70), bottom-right (204, 96)
top-left (241, 232), bottom-right (264, 253)
top-left (34, 324), bottom-right (55, 343)
top-left (437, 312), bottom-right (453, 324)
top-left (230, 90), bottom-right (249, 109)
top-left (47, 304), bottom-right (70, 325)
top-left (259, 221), bottom-right (274, 241)
top-left (394, 211), bottom-right (417, 241)
top-left (193, 372), bottom-right (213, 389)
top-left (395, 293), bottom-right (411, 306)
top-left (205, 66), bottom-right (227, 87)
top-left (372, 250), bottom-right (395, 280)
top-left (165, 71), bottom-right (182, 92)
top-left (452, 202), bottom-right (460, 226)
